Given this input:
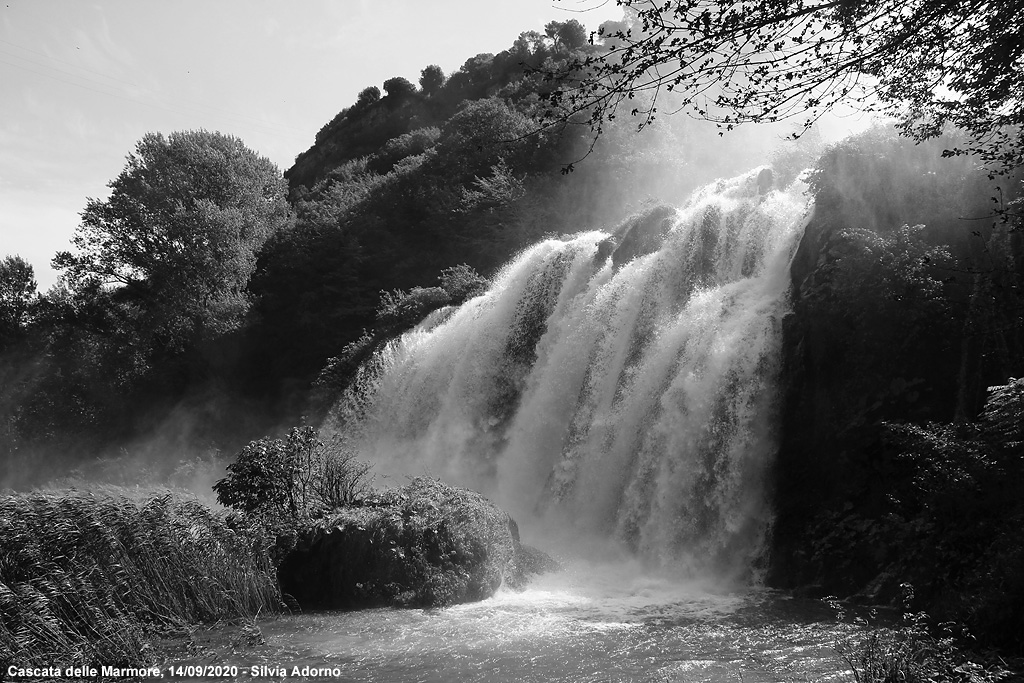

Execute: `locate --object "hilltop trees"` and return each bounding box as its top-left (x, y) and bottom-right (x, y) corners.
top-left (545, 19), bottom-right (587, 51)
top-left (382, 76), bottom-right (417, 99)
top-left (356, 86), bottom-right (381, 107)
top-left (545, 0), bottom-right (1024, 172)
top-left (419, 65), bottom-right (445, 95)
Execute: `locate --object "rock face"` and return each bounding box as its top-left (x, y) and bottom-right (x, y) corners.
top-left (767, 134), bottom-right (1024, 599)
top-left (595, 205), bottom-right (676, 269)
top-left (277, 478), bottom-right (556, 609)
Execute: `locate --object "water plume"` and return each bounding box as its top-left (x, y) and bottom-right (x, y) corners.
top-left (330, 168), bottom-right (810, 582)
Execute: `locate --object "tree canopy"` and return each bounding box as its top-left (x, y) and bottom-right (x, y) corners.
top-left (54, 130), bottom-right (292, 352)
top-left (544, 0), bottom-right (1024, 172)
top-left (419, 65), bottom-right (445, 95)
top-left (0, 255), bottom-right (37, 350)
top-left (383, 76), bottom-right (417, 99)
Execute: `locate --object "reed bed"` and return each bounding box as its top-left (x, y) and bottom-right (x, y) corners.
top-left (0, 488), bottom-right (280, 669)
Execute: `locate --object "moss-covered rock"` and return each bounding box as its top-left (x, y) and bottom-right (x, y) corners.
top-left (277, 478), bottom-right (556, 609)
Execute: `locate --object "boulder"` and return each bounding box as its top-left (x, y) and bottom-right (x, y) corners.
top-left (277, 478), bottom-right (557, 609)
top-left (608, 205), bottom-right (676, 269)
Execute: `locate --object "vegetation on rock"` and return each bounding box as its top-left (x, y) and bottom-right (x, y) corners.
top-left (773, 127), bottom-right (1024, 659)
top-left (277, 477), bottom-right (553, 609)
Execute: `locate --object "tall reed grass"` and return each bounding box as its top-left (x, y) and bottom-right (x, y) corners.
top-left (0, 488), bottom-right (280, 669)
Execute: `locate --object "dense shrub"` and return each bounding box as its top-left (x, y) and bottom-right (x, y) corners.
top-left (367, 127), bottom-right (440, 174)
top-left (439, 263), bottom-right (489, 301)
top-left (830, 590), bottom-right (1013, 683)
top-left (375, 287), bottom-right (452, 330)
top-left (213, 426), bottom-right (371, 518)
top-left (277, 478), bottom-right (547, 609)
top-left (0, 489), bottom-right (278, 669)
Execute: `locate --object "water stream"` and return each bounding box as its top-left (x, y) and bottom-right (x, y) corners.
top-left (171, 171), bottom-right (846, 681)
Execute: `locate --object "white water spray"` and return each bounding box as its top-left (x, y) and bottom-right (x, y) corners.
top-left (330, 169), bottom-right (810, 582)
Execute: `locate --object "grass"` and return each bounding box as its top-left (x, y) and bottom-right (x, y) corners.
top-left (829, 600), bottom-right (1020, 683)
top-left (0, 488), bottom-right (280, 669)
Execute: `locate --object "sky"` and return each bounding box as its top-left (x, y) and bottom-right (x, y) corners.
top-left (0, 0), bottom-right (870, 290)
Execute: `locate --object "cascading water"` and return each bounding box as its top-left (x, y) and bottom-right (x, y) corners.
top-left (329, 168), bottom-right (810, 583)
top-left (171, 173), bottom-right (856, 681)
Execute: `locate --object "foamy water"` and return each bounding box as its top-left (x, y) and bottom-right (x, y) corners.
top-left (330, 170), bottom-right (810, 582)
top-left (171, 562), bottom-right (853, 682)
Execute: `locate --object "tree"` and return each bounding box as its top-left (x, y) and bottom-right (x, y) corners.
top-left (0, 255), bottom-right (37, 350)
top-left (356, 85), bottom-right (381, 107)
top-left (382, 76), bottom-right (417, 99)
top-left (433, 98), bottom-right (536, 178)
top-left (53, 130), bottom-right (292, 354)
top-left (214, 425), bottom-right (371, 518)
top-left (544, 0), bottom-right (1024, 172)
top-left (419, 65), bottom-right (445, 95)
top-left (545, 19), bottom-right (588, 52)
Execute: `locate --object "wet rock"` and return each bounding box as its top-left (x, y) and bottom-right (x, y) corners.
top-left (278, 478), bottom-right (557, 609)
top-left (609, 205), bottom-right (676, 268)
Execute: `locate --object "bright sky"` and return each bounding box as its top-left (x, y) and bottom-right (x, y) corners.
top-left (0, 0), bottom-right (870, 290)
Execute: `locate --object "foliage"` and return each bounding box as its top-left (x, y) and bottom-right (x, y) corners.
top-left (979, 378), bottom-right (1024, 447)
top-left (367, 126), bottom-right (440, 174)
top-left (0, 489), bottom-right (278, 669)
top-left (356, 85), bottom-right (380, 106)
top-left (433, 98), bottom-right (536, 178)
top-left (545, 19), bottom-right (587, 51)
top-left (799, 222), bottom-right (952, 394)
top-left (53, 130), bottom-right (292, 353)
top-left (213, 426), bottom-right (372, 518)
top-left (832, 604), bottom-right (1005, 683)
top-left (438, 264), bottom-right (489, 302)
top-left (382, 76), bottom-right (417, 99)
top-left (419, 65), bottom-right (445, 95)
top-left (376, 287), bottom-right (451, 330)
top-left (800, 378), bottom-right (1024, 654)
top-left (0, 255), bottom-right (37, 351)
top-left (774, 126), bottom-right (1024, 659)
top-left (543, 0), bottom-right (1024, 172)
top-left (279, 478), bottom-right (540, 609)
top-left (309, 265), bottom-right (488, 413)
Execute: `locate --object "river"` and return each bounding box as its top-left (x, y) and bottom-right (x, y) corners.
top-left (169, 560), bottom-right (854, 682)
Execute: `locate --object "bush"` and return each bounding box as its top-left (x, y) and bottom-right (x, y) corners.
top-left (830, 591), bottom-right (1010, 683)
top-left (439, 264), bottom-right (488, 302)
top-left (0, 489), bottom-right (278, 669)
top-left (375, 286), bottom-right (452, 330)
top-left (367, 127), bottom-right (440, 174)
top-left (213, 426), bottom-right (371, 519)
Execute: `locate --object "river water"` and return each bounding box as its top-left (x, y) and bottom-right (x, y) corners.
top-left (171, 560), bottom-right (853, 682)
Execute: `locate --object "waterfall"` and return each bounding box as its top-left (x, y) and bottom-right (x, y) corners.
top-left (330, 169), bottom-right (810, 582)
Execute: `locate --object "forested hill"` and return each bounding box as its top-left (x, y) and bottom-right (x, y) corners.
top-left (251, 17), bottom-right (775, 411)
top-left (251, 20), bottom-right (613, 405)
